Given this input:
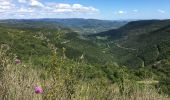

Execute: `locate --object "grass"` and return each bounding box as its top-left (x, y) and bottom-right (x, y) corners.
top-left (137, 80), bottom-right (159, 84)
top-left (0, 44), bottom-right (169, 100)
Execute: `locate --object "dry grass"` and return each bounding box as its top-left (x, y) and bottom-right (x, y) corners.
top-left (0, 46), bottom-right (43, 100)
top-left (0, 45), bottom-right (169, 100)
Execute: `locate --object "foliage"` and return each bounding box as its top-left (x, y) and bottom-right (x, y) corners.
top-left (0, 19), bottom-right (170, 97)
top-left (0, 45), bottom-right (169, 100)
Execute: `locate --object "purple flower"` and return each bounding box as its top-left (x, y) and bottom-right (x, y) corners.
top-left (35, 86), bottom-right (43, 94)
top-left (15, 59), bottom-right (21, 64)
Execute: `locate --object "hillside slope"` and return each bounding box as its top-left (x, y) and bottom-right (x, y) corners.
top-left (0, 19), bottom-right (170, 95)
top-left (92, 19), bottom-right (170, 94)
top-left (93, 20), bottom-right (170, 39)
top-left (0, 20), bottom-right (115, 65)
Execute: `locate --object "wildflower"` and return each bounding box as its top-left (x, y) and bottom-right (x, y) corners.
top-left (15, 58), bottom-right (21, 64)
top-left (35, 86), bottom-right (43, 94)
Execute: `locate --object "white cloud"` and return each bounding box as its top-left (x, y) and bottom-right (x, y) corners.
top-left (0, 1), bottom-right (99, 19)
top-left (133, 9), bottom-right (138, 13)
top-left (17, 1), bottom-right (99, 13)
top-left (18, 0), bottom-right (44, 8)
top-left (114, 10), bottom-right (126, 15)
top-left (53, 9), bottom-right (73, 13)
top-left (157, 9), bottom-right (165, 13)
top-left (18, 0), bottom-right (27, 3)
top-left (0, 9), bottom-right (5, 13)
top-left (118, 11), bottom-right (125, 14)
top-left (0, 0), bottom-right (15, 10)
top-left (17, 8), bottom-right (34, 13)
top-left (53, 3), bottom-right (99, 13)
top-left (56, 3), bottom-right (71, 9)
top-left (72, 4), bottom-right (82, 9)
top-left (29, 0), bottom-right (44, 8)
top-left (18, 14), bottom-right (25, 17)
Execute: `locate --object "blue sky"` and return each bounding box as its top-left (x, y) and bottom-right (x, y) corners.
top-left (0, 0), bottom-right (170, 20)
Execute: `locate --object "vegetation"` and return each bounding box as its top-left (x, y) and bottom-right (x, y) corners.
top-left (0, 19), bottom-right (128, 35)
top-left (0, 44), bottom-right (169, 100)
top-left (91, 19), bottom-right (170, 95)
top-left (0, 19), bottom-right (170, 99)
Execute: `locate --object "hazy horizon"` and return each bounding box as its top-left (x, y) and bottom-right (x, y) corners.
top-left (0, 18), bottom-right (170, 21)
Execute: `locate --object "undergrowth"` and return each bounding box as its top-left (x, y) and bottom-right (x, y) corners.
top-left (0, 44), bottom-right (169, 100)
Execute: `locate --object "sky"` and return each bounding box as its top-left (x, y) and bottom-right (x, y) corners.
top-left (0, 0), bottom-right (170, 20)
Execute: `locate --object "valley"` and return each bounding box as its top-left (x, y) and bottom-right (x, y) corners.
top-left (0, 18), bottom-right (170, 99)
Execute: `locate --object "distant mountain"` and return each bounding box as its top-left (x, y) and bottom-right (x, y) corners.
top-left (0, 19), bottom-right (69, 30)
top-left (41, 18), bottom-right (128, 35)
top-left (0, 18), bottom-right (128, 35)
top-left (92, 20), bottom-right (170, 38)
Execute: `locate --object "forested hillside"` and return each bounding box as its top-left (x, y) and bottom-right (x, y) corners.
top-left (0, 19), bottom-right (169, 99)
top-left (91, 19), bottom-right (170, 95)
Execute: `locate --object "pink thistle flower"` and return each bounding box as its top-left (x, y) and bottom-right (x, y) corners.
top-left (35, 86), bottom-right (43, 94)
top-left (15, 59), bottom-right (21, 64)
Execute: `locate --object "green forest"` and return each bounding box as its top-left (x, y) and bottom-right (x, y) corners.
top-left (0, 19), bottom-right (170, 100)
